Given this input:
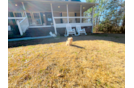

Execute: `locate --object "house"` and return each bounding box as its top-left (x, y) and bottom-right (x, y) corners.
top-left (8, 0), bottom-right (98, 38)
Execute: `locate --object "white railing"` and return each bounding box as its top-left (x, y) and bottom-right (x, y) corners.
top-left (8, 17), bottom-right (25, 20)
top-left (53, 17), bottom-right (92, 28)
top-left (54, 17), bottom-right (92, 23)
top-left (17, 17), bottom-right (29, 35)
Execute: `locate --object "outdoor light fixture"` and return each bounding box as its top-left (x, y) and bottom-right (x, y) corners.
top-left (83, 7), bottom-right (85, 9)
top-left (58, 6), bottom-right (60, 8)
top-left (15, 4), bottom-right (17, 6)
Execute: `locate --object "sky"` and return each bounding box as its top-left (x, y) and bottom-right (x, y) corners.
top-left (81, 0), bottom-right (86, 2)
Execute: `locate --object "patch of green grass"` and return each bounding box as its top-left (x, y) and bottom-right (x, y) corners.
top-left (96, 79), bottom-right (101, 85)
top-left (75, 52), bottom-right (78, 55)
top-left (22, 59), bottom-right (25, 61)
top-left (39, 69), bottom-right (43, 73)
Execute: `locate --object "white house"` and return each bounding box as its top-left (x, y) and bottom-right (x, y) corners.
top-left (8, 0), bottom-right (98, 38)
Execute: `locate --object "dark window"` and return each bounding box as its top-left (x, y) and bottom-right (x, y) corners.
top-left (14, 13), bottom-right (22, 17)
top-left (27, 13), bottom-right (32, 18)
top-left (33, 13), bottom-right (40, 18)
top-left (26, 13), bottom-right (33, 25)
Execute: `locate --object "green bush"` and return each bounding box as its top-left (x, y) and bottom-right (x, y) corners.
top-left (94, 20), bottom-right (125, 34)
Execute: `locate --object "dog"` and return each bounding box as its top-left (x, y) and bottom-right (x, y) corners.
top-left (49, 32), bottom-right (56, 37)
top-left (66, 37), bottom-right (73, 46)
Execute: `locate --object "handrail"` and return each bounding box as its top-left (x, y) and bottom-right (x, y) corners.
top-left (8, 17), bottom-right (25, 19)
top-left (16, 17), bottom-right (29, 36)
top-left (20, 17), bottom-right (27, 23)
top-left (16, 20), bottom-right (23, 35)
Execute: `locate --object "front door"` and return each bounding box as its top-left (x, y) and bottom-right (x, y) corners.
top-left (33, 12), bottom-right (42, 25)
top-left (45, 12), bottom-right (53, 25)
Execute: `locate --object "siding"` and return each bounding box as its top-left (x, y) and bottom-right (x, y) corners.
top-left (53, 12), bottom-right (61, 23)
top-left (8, 2), bottom-right (23, 11)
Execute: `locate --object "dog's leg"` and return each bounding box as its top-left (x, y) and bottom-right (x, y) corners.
top-left (66, 41), bottom-right (69, 46)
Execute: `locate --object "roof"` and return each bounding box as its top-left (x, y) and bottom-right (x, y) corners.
top-left (8, 0), bottom-right (98, 12)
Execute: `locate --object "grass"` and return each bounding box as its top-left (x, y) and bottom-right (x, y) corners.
top-left (8, 36), bottom-right (125, 88)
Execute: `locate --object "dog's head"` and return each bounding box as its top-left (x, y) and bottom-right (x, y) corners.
top-left (68, 37), bottom-right (73, 41)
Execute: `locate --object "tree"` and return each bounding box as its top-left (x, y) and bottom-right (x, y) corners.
top-left (86, 0), bottom-right (109, 25)
top-left (86, 0), bottom-right (125, 33)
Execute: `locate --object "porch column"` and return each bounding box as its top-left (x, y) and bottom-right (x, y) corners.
top-left (50, 3), bottom-right (57, 35)
top-left (80, 5), bottom-right (82, 23)
top-left (91, 7), bottom-right (94, 33)
top-left (66, 4), bottom-right (69, 23)
top-left (21, 2), bottom-right (27, 17)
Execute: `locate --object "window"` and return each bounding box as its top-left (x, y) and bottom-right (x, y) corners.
top-left (14, 13), bottom-right (22, 17)
top-left (26, 13), bottom-right (33, 25)
top-left (33, 13), bottom-right (40, 18)
top-left (14, 12), bottom-right (24, 17)
top-left (33, 13), bottom-right (42, 25)
top-left (27, 13), bottom-right (32, 18)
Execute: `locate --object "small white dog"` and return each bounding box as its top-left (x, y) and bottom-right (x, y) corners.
top-left (66, 37), bottom-right (73, 46)
top-left (49, 32), bottom-right (56, 37)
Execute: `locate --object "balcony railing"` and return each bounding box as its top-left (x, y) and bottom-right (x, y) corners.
top-left (53, 16), bottom-right (92, 28)
top-left (54, 17), bottom-right (92, 23)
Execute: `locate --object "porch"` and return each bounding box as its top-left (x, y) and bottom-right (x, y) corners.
top-left (8, 0), bottom-right (98, 37)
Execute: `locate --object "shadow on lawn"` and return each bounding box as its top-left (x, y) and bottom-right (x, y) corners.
top-left (71, 44), bottom-right (85, 49)
top-left (8, 33), bottom-right (125, 48)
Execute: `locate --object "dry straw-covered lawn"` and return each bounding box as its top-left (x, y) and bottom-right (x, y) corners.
top-left (8, 34), bottom-right (125, 88)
